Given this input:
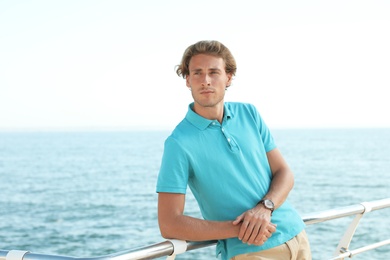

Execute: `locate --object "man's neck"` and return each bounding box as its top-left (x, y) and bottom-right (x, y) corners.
top-left (193, 102), bottom-right (224, 124)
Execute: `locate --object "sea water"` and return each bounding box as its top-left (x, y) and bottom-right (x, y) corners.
top-left (0, 129), bottom-right (389, 259)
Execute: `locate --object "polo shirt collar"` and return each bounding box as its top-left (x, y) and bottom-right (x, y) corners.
top-left (185, 102), bottom-right (233, 130)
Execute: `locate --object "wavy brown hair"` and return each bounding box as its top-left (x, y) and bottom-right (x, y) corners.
top-left (176, 40), bottom-right (237, 78)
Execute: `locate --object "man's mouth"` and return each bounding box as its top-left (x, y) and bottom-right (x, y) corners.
top-left (200, 89), bottom-right (214, 94)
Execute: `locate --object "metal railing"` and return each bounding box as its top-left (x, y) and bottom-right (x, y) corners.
top-left (1, 198), bottom-right (390, 260)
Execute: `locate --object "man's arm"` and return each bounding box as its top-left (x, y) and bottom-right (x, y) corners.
top-left (264, 147), bottom-right (295, 208)
top-left (158, 192), bottom-right (240, 241)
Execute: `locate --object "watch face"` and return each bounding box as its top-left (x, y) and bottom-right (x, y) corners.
top-left (264, 199), bottom-right (274, 209)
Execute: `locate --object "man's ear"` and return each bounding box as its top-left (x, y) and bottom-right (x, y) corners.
top-left (226, 73), bottom-right (233, 86)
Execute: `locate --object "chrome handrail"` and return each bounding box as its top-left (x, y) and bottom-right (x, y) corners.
top-left (1, 198), bottom-right (389, 260)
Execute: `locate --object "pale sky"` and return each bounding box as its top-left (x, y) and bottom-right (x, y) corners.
top-left (1, 0), bottom-right (389, 131)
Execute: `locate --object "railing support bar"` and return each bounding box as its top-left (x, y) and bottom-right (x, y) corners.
top-left (329, 239), bottom-right (390, 260)
top-left (332, 202), bottom-right (373, 259)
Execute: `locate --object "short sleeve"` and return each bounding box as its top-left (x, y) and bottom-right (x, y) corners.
top-left (250, 104), bottom-right (277, 152)
top-left (156, 136), bottom-right (190, 194)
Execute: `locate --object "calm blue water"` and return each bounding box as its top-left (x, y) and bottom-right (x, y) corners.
top-left (1, 129), bottom-right (389, 259)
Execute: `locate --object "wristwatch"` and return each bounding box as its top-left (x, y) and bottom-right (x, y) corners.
top-left (259, 199), bottom-right (275, 214)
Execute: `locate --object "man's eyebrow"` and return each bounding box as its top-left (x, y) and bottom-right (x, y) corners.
top-left (190, 68), bottom-right (222, 73)
top-left (190, 68), bottom-right (203, 72)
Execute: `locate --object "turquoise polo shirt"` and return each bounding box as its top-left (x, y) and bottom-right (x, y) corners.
top-left (156, 102), bottom-right (305, 260)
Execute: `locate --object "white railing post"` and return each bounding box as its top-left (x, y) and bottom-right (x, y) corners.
top-left (332, 201), bottom-right (373, 259)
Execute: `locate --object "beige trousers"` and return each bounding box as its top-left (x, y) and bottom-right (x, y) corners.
top-left (231, 230), bottom-right (312, 260)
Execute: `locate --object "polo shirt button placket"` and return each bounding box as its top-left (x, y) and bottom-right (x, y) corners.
top-left (221, 127), bottom-right (231, 147)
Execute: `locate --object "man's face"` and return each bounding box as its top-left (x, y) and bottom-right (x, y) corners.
top-left (186, 54), bottom-right (232, 110)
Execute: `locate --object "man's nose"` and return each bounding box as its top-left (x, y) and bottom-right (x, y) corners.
top-left (201, 75), bottom-right (211, 86)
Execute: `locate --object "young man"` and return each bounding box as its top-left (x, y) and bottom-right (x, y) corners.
top-left (156, 40), bottom-right (311, 260)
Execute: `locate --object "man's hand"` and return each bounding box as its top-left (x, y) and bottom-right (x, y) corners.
top-left (232, 206), bottom-right (276, 246)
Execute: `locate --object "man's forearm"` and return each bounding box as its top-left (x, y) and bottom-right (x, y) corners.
top-left (159, 214), bottom-right (240, 241)
top-left (265, 169), bottom-right (294, 209)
